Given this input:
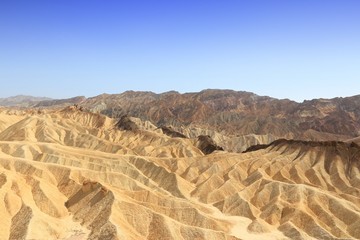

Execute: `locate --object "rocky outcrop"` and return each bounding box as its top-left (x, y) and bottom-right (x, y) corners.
top-left (115, 115), bottom-right (139, 131)
top-left (160, 126), bottom-right (187, 138)
top-left (196, 135), bottom-right (224, 154)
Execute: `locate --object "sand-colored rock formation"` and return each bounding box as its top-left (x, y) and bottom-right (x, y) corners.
top-left (0, 108), bottom-right (359, 239)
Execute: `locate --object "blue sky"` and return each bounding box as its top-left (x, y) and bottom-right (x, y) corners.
top-left (1, 0), bottom-right (359, 101)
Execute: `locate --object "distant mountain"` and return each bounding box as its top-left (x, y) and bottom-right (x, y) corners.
top-left (0, 95), bottom-right (52, 107)
top-left (3, 90), bottom-right (360, 144)
top-left (34, 96), bottom-right (86, 108)
top-left (74, 89), bottom-right (359, 142)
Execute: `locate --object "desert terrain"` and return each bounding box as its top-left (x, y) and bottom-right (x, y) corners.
top-left (0, 91), bottom-right (360, 239)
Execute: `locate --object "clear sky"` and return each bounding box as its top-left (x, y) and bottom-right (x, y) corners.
top-left (1, 0), bottom-right (359, 102)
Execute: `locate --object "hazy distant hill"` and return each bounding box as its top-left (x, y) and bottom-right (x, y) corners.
top-left (0, 95), bottom-right (52, 107)
top-left (34, 96), bottom-right (86, 108)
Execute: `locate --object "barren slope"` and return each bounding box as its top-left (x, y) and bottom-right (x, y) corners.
top-left (0, 108), bottom-right (359, 239)
top-left (79, 90), bottom-right (360, 141)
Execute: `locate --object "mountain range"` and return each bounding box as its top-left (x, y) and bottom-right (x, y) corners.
top-left (2, 89), bottom-right (359, 149)
top-left (0, 95), bottom-right (52, 107)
